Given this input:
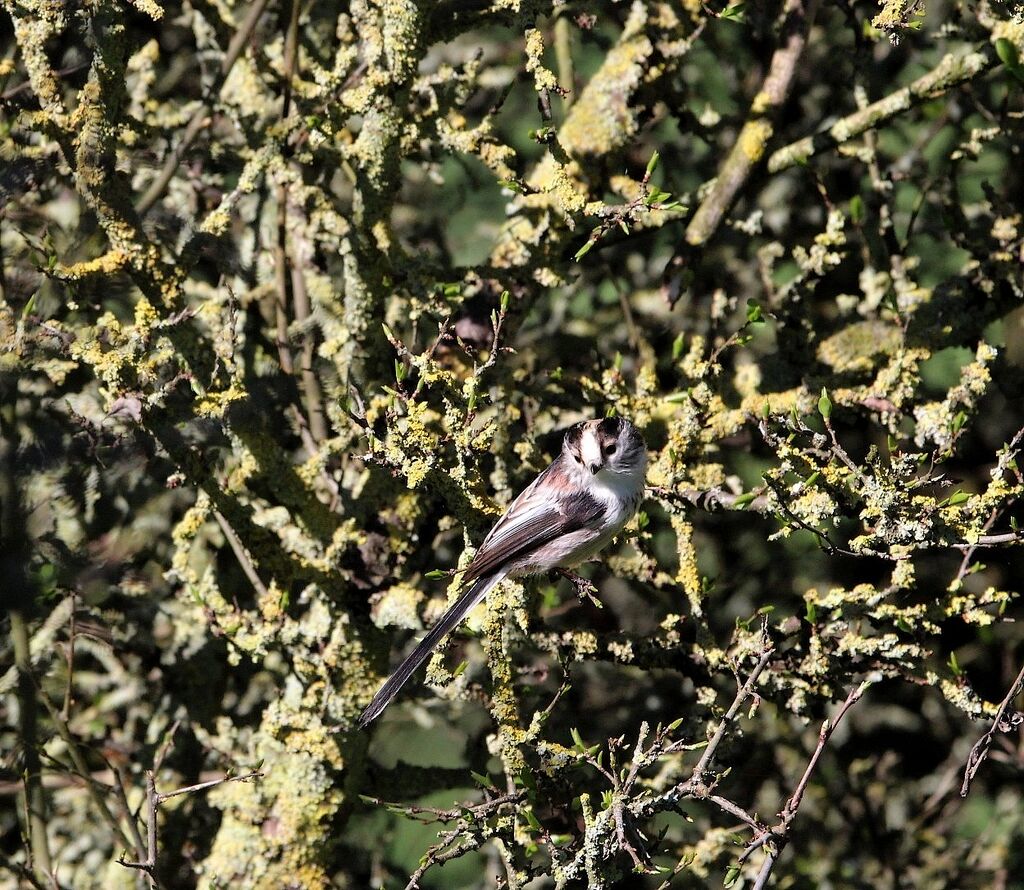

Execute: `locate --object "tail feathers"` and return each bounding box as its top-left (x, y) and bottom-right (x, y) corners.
top-left (357, 574), bottom-right (500, 729)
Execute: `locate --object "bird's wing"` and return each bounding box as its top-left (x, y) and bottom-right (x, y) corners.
top-left (463, 460), bottom-right (605, 582)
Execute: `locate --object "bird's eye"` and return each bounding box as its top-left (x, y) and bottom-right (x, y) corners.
top-left (605, 444), bottom-right (617, 455)
top-left (575, 455), bottom-right (583, 465)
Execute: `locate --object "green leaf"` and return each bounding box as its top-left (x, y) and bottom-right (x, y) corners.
top-left (849, 194), bottom-right (865, 224)
top-left (516, 768), bottom-right (537, 793)
top-left (424, 569), bottom-right (447, 580)
top-left (745, 299), bottom-right (764, 324)
top-left (720, 2), bottom-right (746, 22)
top-left (818, 387), bottom-right (832, 421)
top-left (995, 37), bottom-right (1020, 71)
top-left (20, 292), bottom-right (37, 320)
top-left (500, 289), bottom-right (511, 312)
top-left (944, 490), bottom-right (970, 506)
top-left (672, 332), bottom-right (685, 360)
top-left (471, 766), bottom-right (495, 786)
top-left (574, 238), bottom-right (595, 262)
top-left (732, 491), bottom-right (756, 509)
top-left (645, 150), bottom-right (660, 178)
top-left (645, 187), bottom-right (673, 206)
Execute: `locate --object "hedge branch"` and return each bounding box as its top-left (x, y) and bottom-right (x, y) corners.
top-left (118, 767), bottom-right (265, 877)
top-left (746, 679), bottom-right (872, 889)
top-left (960, 659), bottom-right (1024, 797)
top-left (11, 611), bottom-right (53, 885)
top-left (135, 0), bottom-right (273, 215)
top-left (683, 0), bottom-right (818, 248)
top-left (767, 42), bottom-right (1002, 173)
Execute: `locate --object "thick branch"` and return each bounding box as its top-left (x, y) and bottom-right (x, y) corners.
top-left (684, 0), bottom-right (818, 248)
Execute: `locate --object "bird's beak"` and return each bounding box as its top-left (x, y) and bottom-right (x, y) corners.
top-left (587, 460), bottom-right (603, 475)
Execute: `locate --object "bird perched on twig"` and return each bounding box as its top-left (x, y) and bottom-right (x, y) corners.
top-left (357, 416), bottom-right (647, 728)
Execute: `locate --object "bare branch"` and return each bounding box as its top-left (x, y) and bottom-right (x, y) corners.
top-left (961, 659), bottom-right (1024, 797)
top-left (748, 679), bottom-right (872, 889)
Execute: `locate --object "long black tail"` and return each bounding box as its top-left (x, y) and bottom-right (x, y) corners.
top-left (357, 574), bottom-right (500, 728)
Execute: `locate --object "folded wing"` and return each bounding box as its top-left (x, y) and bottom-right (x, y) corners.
top-left (464, 463), bottom-right (605, 581)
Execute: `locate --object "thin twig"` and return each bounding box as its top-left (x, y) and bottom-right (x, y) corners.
top-left (11, 610), bottom-right (53, 882)
top-left (135, 0), bottom-right (273, 214)
top-left (361, 790), bottom-right (523, 825)
top-left (110, 763), bottom-right (148, 864)
top-left (157, 769), bottom-right (264, 803)
top-left (687, 646), bottom-right (775, 785)
top-left (0, 62), bottom-right (89, 101)
top-left (748, 679), bottom-right (872, 889)
top-left (34, 688), bottom-right (136, 852)
top-left (961, 659), bottom-right (1024, 797)
top-left (118, 767), bottom-right (264, 877)
top-left (213, 510), bottom-right (269, 598)
top-left (404, 837), bottom-right (481, 890)
top-left (61, 592), bottom-right (76, 720)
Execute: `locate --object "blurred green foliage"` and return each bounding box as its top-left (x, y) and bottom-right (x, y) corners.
top-left (2, 1), bottom-right (1024, 888)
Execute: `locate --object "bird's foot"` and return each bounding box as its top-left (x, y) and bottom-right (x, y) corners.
top-left (552, 568), bottom-right (602, 609)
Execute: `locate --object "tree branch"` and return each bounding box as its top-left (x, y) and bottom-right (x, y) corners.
top-left (767, 42), bottom-right (1000, 173)
top-left (684, 0), bottom-right (818, 247)
top-left (960, 659), bottom-right (1024, 797)
top-left (748, 679), bottom-right (872, 888)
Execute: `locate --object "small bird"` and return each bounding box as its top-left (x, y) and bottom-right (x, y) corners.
top-left (357, 416), bottom-right (647, 728)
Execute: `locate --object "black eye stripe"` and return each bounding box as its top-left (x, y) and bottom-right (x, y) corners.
top-left (597, 417), bottom-right (621, 437)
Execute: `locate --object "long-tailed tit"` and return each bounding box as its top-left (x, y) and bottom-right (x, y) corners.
top-left (358, 416), bottom-right (647, 728)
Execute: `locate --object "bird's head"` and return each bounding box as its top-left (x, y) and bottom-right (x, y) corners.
top-left (563, 416), bottom-right (647, 479)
